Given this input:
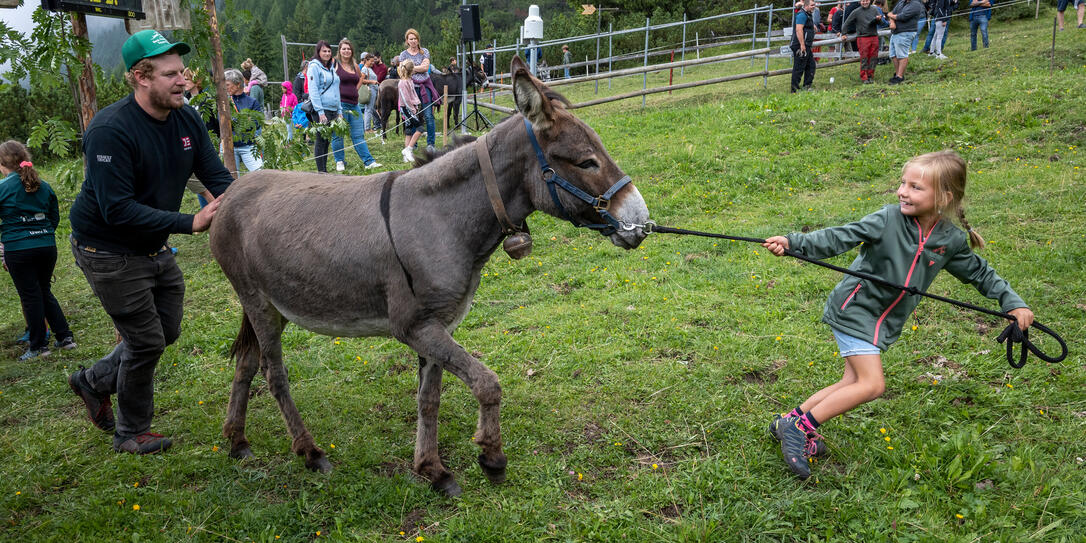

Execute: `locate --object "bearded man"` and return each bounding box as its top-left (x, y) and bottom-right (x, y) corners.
top-left (67, 30), bottom-right (233, 455)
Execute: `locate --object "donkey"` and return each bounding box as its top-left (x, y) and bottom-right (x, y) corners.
top-left (208, 56), bottom-right (650, 496)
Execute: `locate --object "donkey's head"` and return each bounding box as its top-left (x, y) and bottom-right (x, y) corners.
top-left (511, 56), bottom-right (649, 249)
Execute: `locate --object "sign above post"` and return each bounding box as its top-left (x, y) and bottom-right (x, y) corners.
top-left (581, 4), bottom-right (596, 15)
top-left (125, 0), bottom-right (190, 33)
top-left (41, 0), bottom-right (145, 19)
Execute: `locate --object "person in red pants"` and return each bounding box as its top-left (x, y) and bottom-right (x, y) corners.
top-left (840, 0), bottom-right (886, 83)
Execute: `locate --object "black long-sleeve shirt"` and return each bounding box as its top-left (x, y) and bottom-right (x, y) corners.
top-left (70, 94), bottom-right (233, 254)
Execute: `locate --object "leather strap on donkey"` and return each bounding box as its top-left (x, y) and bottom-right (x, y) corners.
top-left (475, 134), bottom-right (533, 259)
top-left (648, 223), bottom-right (1068, 369)
top-left (523, 118), bottom-right (631, 236)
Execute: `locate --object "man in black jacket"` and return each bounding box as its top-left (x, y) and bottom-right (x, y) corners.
top-left (67, 30), bottom-right (233, 455)
top-left (791, 0), bottom-right (818, 92)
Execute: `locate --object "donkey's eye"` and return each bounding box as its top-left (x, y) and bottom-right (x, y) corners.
top-left (577, 159), bottom-right (598, 170)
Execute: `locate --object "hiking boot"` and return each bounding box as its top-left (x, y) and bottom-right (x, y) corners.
top-left (113, 432), bottom-right (173, 455)
top-left (55, 336), bottom-right (77, 350)
top-left (778, 418), bottom-right (813, 480)
top-left (16, 328), bottom-right (50, 344)
top-left (19, 348), bottom-right (50, 361)
top-left (68, 369), bottom-right (114, 432)
top-left (769, 414), bottom-right (827, 457)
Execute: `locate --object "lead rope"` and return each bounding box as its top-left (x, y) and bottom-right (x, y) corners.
top-left (648, 224), bottom-right (1068, 369)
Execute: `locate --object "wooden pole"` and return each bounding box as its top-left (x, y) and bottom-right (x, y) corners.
top-left (205, 0), bottom-right (237, 178)
top-left (71, 13), bottom-right (97, 132)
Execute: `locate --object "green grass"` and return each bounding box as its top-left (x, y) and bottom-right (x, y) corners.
top-left (2, 13), bottom-right (1085, 542)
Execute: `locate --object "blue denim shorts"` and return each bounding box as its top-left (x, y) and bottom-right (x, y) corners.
top-left (832, 328), bottom-right (882, 357)
top-left (1057, 0), bottom-right (1085, 12)
top-left (889, 32), bottom-right (916, 58)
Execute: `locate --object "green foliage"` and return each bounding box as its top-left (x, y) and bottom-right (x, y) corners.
top-left (2, 15), bottom-right (1085, 542)
top-left (27, 119), bottom-right (78, 158)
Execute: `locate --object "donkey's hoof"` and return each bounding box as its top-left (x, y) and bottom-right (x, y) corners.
top-left (229, 446), bottom-right (254, 460)
top-left (478, 453), bottom-right (507, 484)
top-left (306, 455), bottom-right (333, 474)
top-left (431, 473), bottom-right (462, 497)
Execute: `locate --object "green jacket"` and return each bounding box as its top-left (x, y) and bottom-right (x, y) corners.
top-left (0, 171), bottom-right (59, 252)
top-left (786, 204), bottom-right (1027, 350)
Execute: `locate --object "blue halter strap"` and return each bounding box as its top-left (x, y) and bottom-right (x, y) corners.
top-left (523, 118), bottom-right (631, 236)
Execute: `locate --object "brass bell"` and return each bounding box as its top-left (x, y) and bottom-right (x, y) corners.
top-left (503, 232), bottom-right (533, 259)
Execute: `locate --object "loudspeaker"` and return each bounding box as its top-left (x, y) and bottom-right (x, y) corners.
top-left (460, 4), bottom-right (481, 42)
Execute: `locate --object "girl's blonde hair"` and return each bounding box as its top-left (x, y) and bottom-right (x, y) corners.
top-left (398, 60), bottom-right (415, 80)
top-left (0, 140), bottom-right (40, 193)
top-left (404, 28), bottom-right (421, 47)
top-left (902, 150), bottom-right (984, 249)
top-left (241, 58), bottom-right (254, 70)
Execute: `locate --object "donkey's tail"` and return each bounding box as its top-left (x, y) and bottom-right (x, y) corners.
top-left (229, 310), bottom-right (259, 366)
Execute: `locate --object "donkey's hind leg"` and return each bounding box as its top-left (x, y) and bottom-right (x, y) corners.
top-left (223, 310), bottom-right (263, 460)
top-left (415, 355), bottom-right (461, 497)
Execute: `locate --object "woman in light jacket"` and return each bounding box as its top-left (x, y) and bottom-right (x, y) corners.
top-left (306, 40), bottom-right (342, 173)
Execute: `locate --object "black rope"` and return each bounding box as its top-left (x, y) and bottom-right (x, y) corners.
top-left (649, 224), bottom-right (1068, 369)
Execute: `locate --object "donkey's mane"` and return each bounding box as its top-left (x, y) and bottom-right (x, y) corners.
top-left (413, 134), bottom-right (478, 167)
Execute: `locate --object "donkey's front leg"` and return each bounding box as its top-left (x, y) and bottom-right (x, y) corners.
top-left (416, 355), bottom-right (461, 497)
top-left (442, 350), bottom-right (507, 484)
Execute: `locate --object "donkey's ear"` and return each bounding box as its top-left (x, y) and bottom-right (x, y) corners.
top-left (511, 56), bottom-right (555, 130)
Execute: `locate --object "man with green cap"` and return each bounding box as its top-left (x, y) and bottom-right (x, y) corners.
top-left (67, 30), bottom-right (234, 455)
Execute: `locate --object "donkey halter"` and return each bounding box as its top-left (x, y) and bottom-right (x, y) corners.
top-left (523, 118), bottom-right (633, 236)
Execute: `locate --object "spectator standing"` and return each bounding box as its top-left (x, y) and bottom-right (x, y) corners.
top-left (306, 40), bottom-right (342, 173)
top-left (372, 52), bottom-right (389, 82)
top-left (219, 68), bottom-right (263, 173)
top-left (921, 0), bottom-right (950, 53)
top-left (0, 141), bottom-right (76, 361)
top-left (67, 30), bottom-right (233, 455)
top-left (280, 80), bottom-right (298, 140)
top-left (292, 58), bottom-right (307, 101)
top-left (397, 60), bottom-right (424, 163)
top-left (240, 58), bottom-right (267, 114)
top-left (930, 0), bottom-right (958, 59)
top-left (790, 0), bottom-right (818, 92)
top-left (1056, 0), bottom-right (1085, 30)
top-left (330, 38), bottom-right (380, 172)
top-left (912, 0), bottom-right (929, 52)
top-left (360, 53), bottom-right (381, 132)
top-left (399, 28), bottom-right (441, 153)
top-left (841, 0), bottom-right (885, 83)
top-left (561, 45), bottom-right (572, 78)
top-left (887, 0), bottom-right (924, 84)
top-left (968, 0), bottom-right (993, 49)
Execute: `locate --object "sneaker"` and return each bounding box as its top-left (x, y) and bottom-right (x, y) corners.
top-left (888, 76), bottom-right (902, 85)
top-left (778, 417), bottom-right (813, 480)
top-left (769, 414), bottom-right (827, 457)
top-left (54, 336), bottom-right (77, 350)
top-left (68, 369), bottom-right (115, 432)
top-left (426, 145), bottom-right (436, 154)
top-left (113, 432), bottom-right (172, 455)
top-left (335, 161), bottom-right (345, 172)
top-left (16, 328), bottom-right (50, 344)
top-left (936, 53), bottom-right (948, 60)
top-left (1079, 24), bottom-right (1085, 29)
top-left (18, 348), bottom-right (50, 361)
top-left (364, 161), bottom-right (382, 169)
top-left (402, 147), bottom-right (414, 163)
top-left (863, 79), bottom-right (873, 85)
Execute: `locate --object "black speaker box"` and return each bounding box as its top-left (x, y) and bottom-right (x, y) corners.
top-left (460, 4), bottom-right (481, 42)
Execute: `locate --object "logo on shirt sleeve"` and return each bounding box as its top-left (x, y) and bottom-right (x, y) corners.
top-left (181, 136), bottom-right (192, 150)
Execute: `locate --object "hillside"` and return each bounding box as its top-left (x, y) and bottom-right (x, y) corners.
top-left (1, 11), bottom-right (1084, 542)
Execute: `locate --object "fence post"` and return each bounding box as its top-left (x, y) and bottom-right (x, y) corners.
top-left (696, 32), bottom-right (700, 59)
top-left (595, 7), bottom-right (602, 95)
top-left (751, 4), bottom-right (758, 68)
top-left (642, 17), bottom-right (650, 109)
top-left (608, 22), bottom-right (613, 89)
top-left (680, 12), bottom-right (687, 77)
top-left (765, 4), bottom-right (773, 89)
top-left (281, 34), bottom-right (289, 82)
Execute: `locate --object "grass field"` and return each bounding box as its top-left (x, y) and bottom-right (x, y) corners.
top-left (2, 12), bottom-right (1084, 542)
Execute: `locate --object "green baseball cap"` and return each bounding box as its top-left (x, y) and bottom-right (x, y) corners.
top-left (122, 30), bottom-right (191, 71)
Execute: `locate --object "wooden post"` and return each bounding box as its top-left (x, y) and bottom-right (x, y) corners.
top-left (668, 50), bottom-right (674, 93)
top-left (71, 13), bottom-right (97, 132)
top-left (442, 85), bottom-right (448, 146)
top-left (205, 0), bottom-right (236, 178)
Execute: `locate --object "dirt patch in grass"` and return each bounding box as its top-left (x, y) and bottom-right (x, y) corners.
top-left (398, 508), bottom-right (426, 535)
top-left (742, 360), bottom-right (786, 384)
top-left (643, 503), bottom-right (683, 521)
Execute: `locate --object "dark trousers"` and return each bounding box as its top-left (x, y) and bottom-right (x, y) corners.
top-left (71, 239), bottom-right (184, 438)
top-left (791, 48), bottom-right (816, 91)
top-left (312, 109), bottom-right (339, 172)
top-left (6, 245), bottom-right (71, 351)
